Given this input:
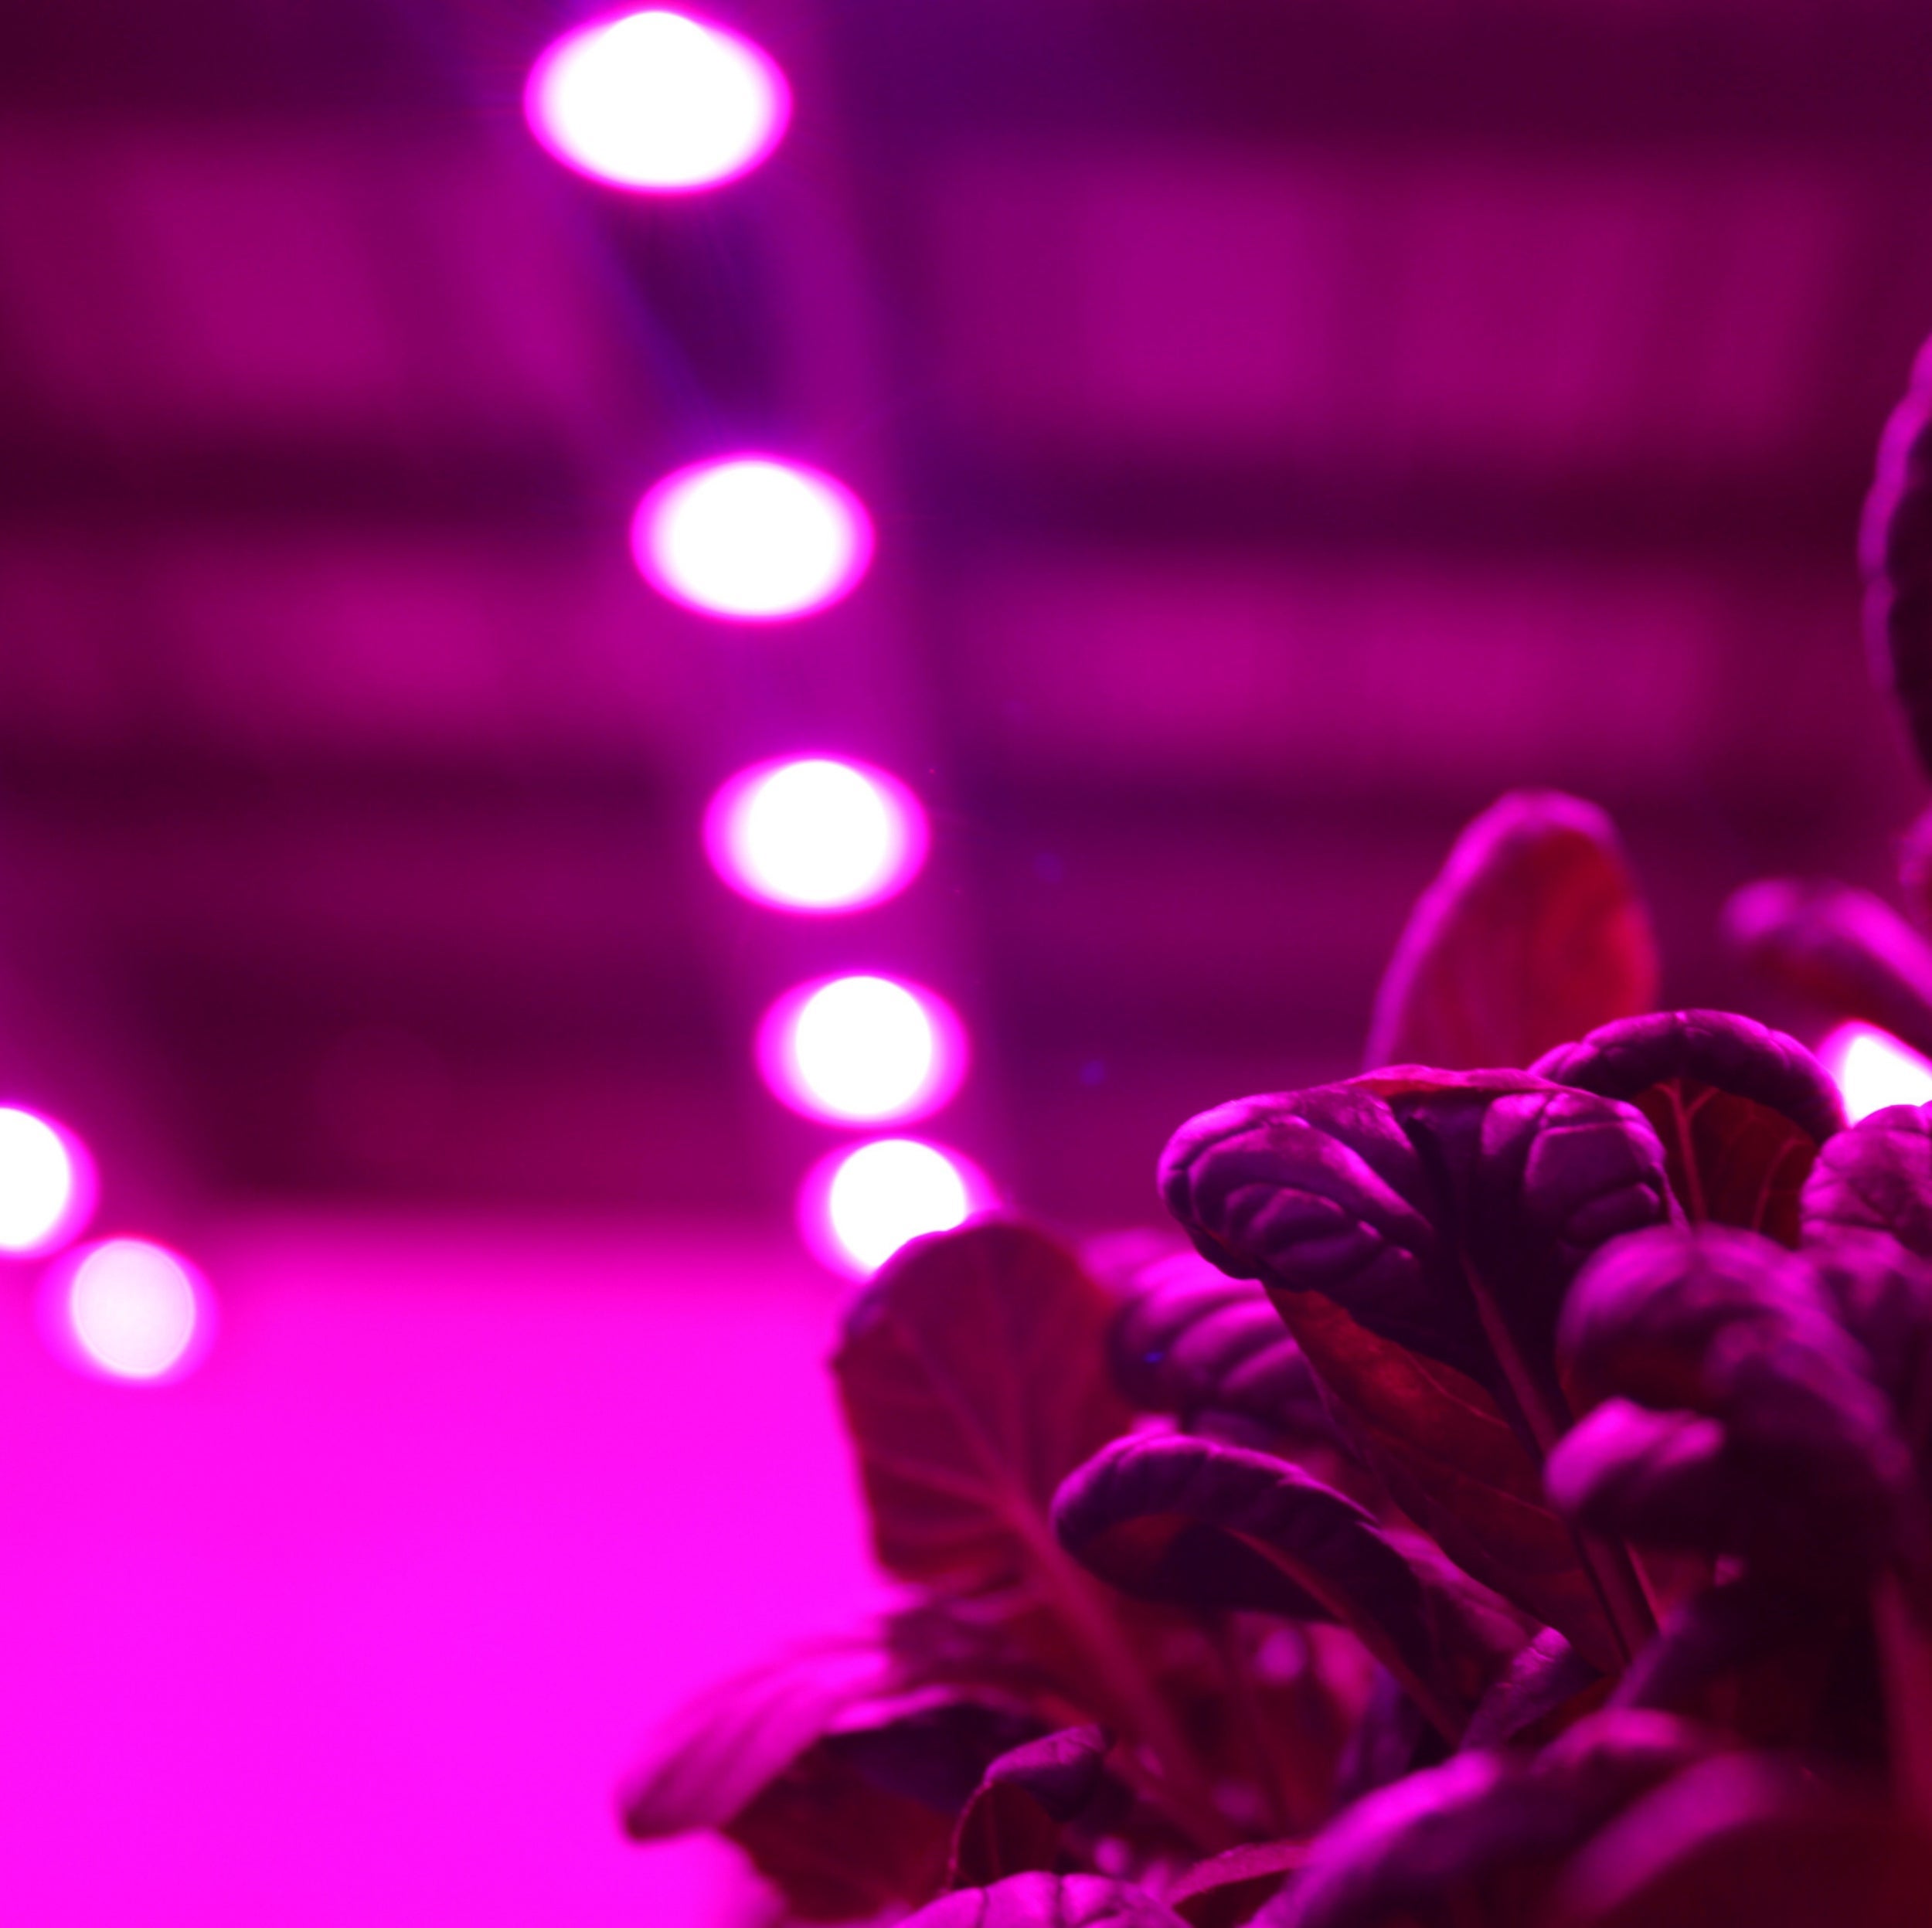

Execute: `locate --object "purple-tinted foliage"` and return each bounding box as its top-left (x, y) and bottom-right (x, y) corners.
top-left (1053, 1433), bottom-right (1527, 1742)
top-left (947, 1725), bottom-right (1111, 1891)
top-left (901, 1872), bottom-right (1190, 1928)
top-left (1544, 1752), bottom-right (1932, 1927)
top-left (1458, 1627), bottom-right (1601, 1753)
top-left (1253, 1710), bottom-right (1717, 1928)
top-left (1609, 1578), bottom-right (1844, 1719)
top-left (1165, 1841), bottom-right (1307, 1928)
top-left (1159, 1070), bottom-right (1671, 1664)
top-left (1109, 1250), bottom-right (1335, 1452)
top-left (1552, 1224), bottom-right (1917, 1585)
top-left (1862, 329), bottom-right (1932, 781)
top-left (1723, 879), bottom-right (1932, 1065)
top-left (1363, 789), bottom-right (1657, 1073)
top-left (1533, 1009), bottom-right (1842, 1244)
top-left (1802, 1103), bottom-right (1932, 1262)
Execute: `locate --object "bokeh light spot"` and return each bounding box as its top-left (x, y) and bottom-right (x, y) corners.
top-left (0, 1107), bottom-right (94, 1256)
top-left (1820, 1022), bottom-right (1932, 1123)
top-left (759, 975), bottom-right (964, 1124)
top-left (706, 757), bottom-right (927, 913)
top-left (633, 457), bottom-right (872, 621)
top-left (60, 1239), bottom-right (211, 1383)
top-left (525, 9), bottom-right (790, 192)
top-left (799, 1138), bottom-right (994, 1277)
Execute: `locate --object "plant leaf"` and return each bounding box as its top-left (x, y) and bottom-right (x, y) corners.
top-left (1364, 790), bottom-right (1657, 1073)
top-left (834, 1220), bottom-right (1136, 1592)
top-left (903, 1872), bottom-right (1190, 1928)
top-left (1168, 1842), bottom-right (1308, 1928)
top-left (947, 1725), bottom-right (1111, 1890)
top-left (1111, 1250), bottom-right (1335, 1447)
top-left (1533, 1010), bottom-right (1842, 1245)
top-left (1543, 1753), bottom-right (1932, 1927)
top-left (621, 1637), bottom-right (891, 1841)
top-left (1802, 1103), bottom-right (1932, 1261)
top-left (1861, 329), bottom-right (1932, 780)
top-left (1459, 1627), bottom-right (1604, 1753)
top-left (1159, 1075), bottom-right (1673, 1667)
top-left (1053, 1434), bottom-right (1527, 1742)
top-left (1723, 878), bottom-right (1932, 1062)
top-left (1254, 1710), bottom-right (1718, 1928)
top-left (1553, 1224), bottom-right (1918, 1585)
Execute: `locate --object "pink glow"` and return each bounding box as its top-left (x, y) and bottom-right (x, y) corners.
top-left (798, 1137), bottom-right (995, 1277)
top-left (0, 1106), bottom-right (94, 1257)
top-left (45, 1238), bottom-right (214, 1384)
top-left (704, 757), bottom-right (927, 913)
top-left (1818, 1022), bottom-right (1932, 1123)
top-left (524, 10), bottom-right (790, 194)
top-left (757, 975), bottom-right (965, 1125)
top-left (631, 457), bottom-right (873, 621)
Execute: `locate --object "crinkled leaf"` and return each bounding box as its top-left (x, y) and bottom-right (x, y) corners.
top-left (903, 1872), bottom-right (1190, 1928)
top-left (1168, 1842), bottom-right (1308, 1928)
top-left (1544, 1753), bottom-right (1932, 1928)
top-left (1802, 1103), bottom-right (1932, 1262)
top-left (1111, 1250), bottom-right (1334, 1447)
top-left (1553, 1224), bottom-right (1917, 1585)
top-left (1723, 878), bottom-right (1932, 1062)
top-left (1053, 1434), bottom-right (1527, 1742)
top-left (1533, 1010), bottom-right (1842, 1246)
top-left (1364, 790), bottom-right (1658, 1073)
top-left (1861, 329), bottom-right (1932, 779)
top-left (621, 1638), bottom-right (890, 1841)
top-left (1459, 1628), bottom-right (1604, 1753)
top-left (948, 1725), bottom-right (1111, 1890)
top-left (1254, 1710), bottom-right (1717, 1928)
top-left (834, 1221), bottom-right (1135, 1590)
top-left (1160, 1074), bottom-right (1672, 1666)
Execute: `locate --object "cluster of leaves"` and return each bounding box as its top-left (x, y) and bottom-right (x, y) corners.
top-left (617, 352), bottom-right (1932, 1925)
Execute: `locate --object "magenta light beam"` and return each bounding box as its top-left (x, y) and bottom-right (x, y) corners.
top-left (0, 1107), bottom-right (94, 1258)
top-left (46, 1238), bottom-right (215, 1384)
top-left (758, 975), bottom-right (964, 1125)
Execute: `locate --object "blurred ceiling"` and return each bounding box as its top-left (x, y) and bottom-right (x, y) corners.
top-left (0, 0), bottom-right (1926, 1233)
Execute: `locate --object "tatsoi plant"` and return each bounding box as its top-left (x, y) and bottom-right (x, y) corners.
top-left (620, 358), bottom-right (1932, 1925)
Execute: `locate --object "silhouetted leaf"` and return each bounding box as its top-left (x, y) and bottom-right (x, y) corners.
top-left (1168, 1842), bottom-right (1308, 1928)
top-left (1254, 1710), bottom-right (1717, 1928)
top-left (903, 1872), bottom-right (1190, 1928)
top-left (1160, 1073), bottom-right (1672, 1667)
top-left (1552, 1225), bottom-right (1917, 1585)
top-left (1364, 791), bottom-right (1657, 1073)
top-left (1544, 1753), bottom-right (1932, 1927)
top-left (948, 1725), bottom-right (1111, 1889)
top-left (1533, 1010), bottom-right (1842, 1245)
top-left (1862, 330), bottom-right (1932, 779)
top-left (1111, 1250), bottom-right (1335, 1448)
top-left (1723, 879), bottom-right (1932, 1062)
top-left (1609, 1578), bottom-right (1839, 1718)
top-left (1053, 1434), bottom-right (1527, 1742)
top-left (621, 1638), bottom-right (890, 1841)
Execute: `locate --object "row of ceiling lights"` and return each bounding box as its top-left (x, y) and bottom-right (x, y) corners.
top-left (526, 12), bottom-right (991, 1273)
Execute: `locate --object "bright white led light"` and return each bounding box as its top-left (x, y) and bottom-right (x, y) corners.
top-left (0, 1107), bottom-right (94, 1256)
top-left (57, 1239), bottom-right (211, 1383)
top-left (633, 457), bottom-right (873, 621)
top-left (1819, 1022), bottom-right (1932, 1123)
top-left (759, 975), bottom-right (964, 1124)
top-left (525, 9), bottom-right (791, 192)
top-left (706, 757), bottom-right (927, 913)
top-left (799, 1137), bottom-right (995, 1277)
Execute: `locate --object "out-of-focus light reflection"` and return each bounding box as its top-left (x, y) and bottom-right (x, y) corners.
top-left (632, 457), bottom-right (872, 621)
top-left (0, 1107), bottom-right (94, 1256)
top-left (54, 1239), bottom-right (212, 1383)
top-left (1820, 1021), bottom-right (1932, 1122)
top-left (759, 976), bottom-right (964, 1124)
top-left (524, 9), bottom-right (790, 192)
top-left (705, 757), bottom-right (927, 913)
top-left (799, 1138), bottom-right (993, 1277)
